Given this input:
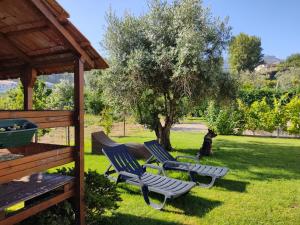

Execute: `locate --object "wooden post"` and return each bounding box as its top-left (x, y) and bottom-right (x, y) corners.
top-left (0, 211), bottom-right (5, 220)
top-left (21, 66), bottom-right (37, 110)
top-left (74, 57), bottom-right (85, 225)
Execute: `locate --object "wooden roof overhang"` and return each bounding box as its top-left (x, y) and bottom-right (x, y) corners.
top-left (0, 0), bottom-right (108, 80)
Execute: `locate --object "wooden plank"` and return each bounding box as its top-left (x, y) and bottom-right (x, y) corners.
top-left (0, 151), bottom-right (73, 177)
top-left (0, 110), bottom-right (75, 128)
top-left (0, 189), bottom-right (75, 225)
top-left (0, 110), bottom-right (73, 119)
top-left (0, 173), bottom-right (55, 199)
top-left (0, 174), bottom-right (74, 210)
top-left (74, 57), bottom-right (85, 225)
top-left (0, 33), bottom-right (31, 63)
top-left (22, 115), bottom-right (73, 123)
top-left (0, 156), bottom-right (75, 185)
top-left (0, 146), bottom-right (73, 170)
top-left (27, 46), bottom-right (67, 56)
top-left (38, 120), bottom-right (74, 128)
top-left (30, 0), bottom-right (94, 68)
top-left (6, 26), bottom-right (49, 37)
top-left (0, 21), bottom-right (48, 34)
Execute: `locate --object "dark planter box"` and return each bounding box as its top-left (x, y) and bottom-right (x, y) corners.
top-left (0, 119), bottom-right (37, 148)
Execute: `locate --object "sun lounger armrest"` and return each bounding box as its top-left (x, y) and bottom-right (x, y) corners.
top-left (119, 171), bottom-right (140, 179)
top-left (176, 155), bottom-right (199, 162)
top-left (119, 171), bottom-right (146, 186)
top-left (143, 164), bottom-right (165, 175)
top-left (163, 160), bottom-right (191, 172)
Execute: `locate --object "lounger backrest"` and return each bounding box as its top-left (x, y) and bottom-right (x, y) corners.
top-left (102, 144), bottom-right (144, 176)
top-left (144, 140), bottom-right (176, 163)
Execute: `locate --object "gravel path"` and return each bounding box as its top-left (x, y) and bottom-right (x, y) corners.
top-left (171, 123), bottom-right (208, 132)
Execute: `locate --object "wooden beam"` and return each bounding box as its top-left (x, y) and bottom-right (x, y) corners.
top-left (27, 46), bottom-right (67, 57)
top-left (6, 25), bottom-right (49, 37)
top-left (0, 33), bottom-right (31, 63)
top-left (30, 0), bottom-right (94, 68)
top-left (74, 58), bottom-right (85, 225)
top-left (20, 67), bottom-right (37, 110)
top-left (0, 21), bottom-right (48, 34)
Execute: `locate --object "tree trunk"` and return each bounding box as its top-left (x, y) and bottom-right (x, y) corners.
top-left (155, 121), bottom-right (172, 151)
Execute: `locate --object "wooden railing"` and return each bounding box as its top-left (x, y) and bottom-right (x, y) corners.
top-left (0, 110), bottom-right (75, 128)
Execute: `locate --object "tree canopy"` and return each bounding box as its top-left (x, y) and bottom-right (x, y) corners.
top-left (102, 0), bottom-right (236, 150)
top-left (229, 33), bottom-right (263, 73)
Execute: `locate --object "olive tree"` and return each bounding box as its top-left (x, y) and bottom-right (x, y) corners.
top-left (102, 0), bottom-right (235, 150)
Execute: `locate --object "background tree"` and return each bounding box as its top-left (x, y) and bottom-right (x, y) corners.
top-left (102, 0), bottom-right (235, 150)
top-left (49, 80), bottom-right (74, 110)
top-left (278, 53), bottom-right (300, 70)
top-left (229, 33), bottom-right (263, 73)
top-left (0, 80), bottom-right (52, 110)
top-left (85, 70), bottom-right (105, 115)
top-left (285, 95), bottom-right (300, 135)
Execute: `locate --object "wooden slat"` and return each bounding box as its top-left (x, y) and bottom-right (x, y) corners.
top-left (0, 33), bottom-right (31, 63)
top-left (0, 21), bottom-right (48, 34)
top-left (0, 110), bottom-right (75, 128)
top-left (0, 151), bottom-right (73, 177)
top-left (0, 146), bottom-right (73, 170)
top-left (0, 156), bottom-right (75, 185)
top-left (0, 189), bottom-right (74, 225)
top-left (0, 174), bottom-right (74, 210)
top-left (38, 120), bottom-right (74, 129)
top-left (27, 46), bottom-right (67, 56)
top-left (0, 110), bottom-right (73, 119)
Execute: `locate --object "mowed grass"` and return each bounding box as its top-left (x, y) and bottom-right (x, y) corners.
top-left (83, 130), bottom-right (300, 225)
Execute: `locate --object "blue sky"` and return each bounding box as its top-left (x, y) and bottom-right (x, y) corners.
top-left (58, 0), bottom-right (300, 59)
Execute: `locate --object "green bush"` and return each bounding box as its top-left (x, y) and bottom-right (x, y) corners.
top-left (21, 168), bottom-right (121, 225)
top-left (99, 107), bottom-right (114, 135)
top-left (205, 101), bottom-right (245, 135)
top-left (21, 201), bottom-right (75, 225)
top-left (238, 88), bottom-right (295, 106)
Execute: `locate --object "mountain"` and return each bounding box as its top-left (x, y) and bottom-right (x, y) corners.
top-left (263, 55), bottom-right (282, 65)
top-left (0, 80), bottom-right (18, 93)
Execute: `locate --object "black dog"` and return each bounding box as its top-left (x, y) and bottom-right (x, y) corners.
top-left (197, 129), bottom-right (217, 158)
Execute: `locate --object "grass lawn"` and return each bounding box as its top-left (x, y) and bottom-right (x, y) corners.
top-left (82, 130), bottom-right (300, 225)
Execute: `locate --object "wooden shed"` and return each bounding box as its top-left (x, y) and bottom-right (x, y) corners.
top-left (0, 0), bottom-right (108, 224)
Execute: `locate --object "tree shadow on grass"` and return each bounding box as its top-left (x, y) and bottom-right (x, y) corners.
top-left (118, 184), bottom-right (222, 217)
top-left (171, 137), bottom-right (300, 181)
top-left (103, 213), bottom-right (182, 225)
top-left (214, 178), bottom-right (249, 192)
top-left (164, 194), bottom-right (222, 217)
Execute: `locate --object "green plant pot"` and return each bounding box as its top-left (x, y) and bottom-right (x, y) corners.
top-left (0, 119), bottom-right (37, 148)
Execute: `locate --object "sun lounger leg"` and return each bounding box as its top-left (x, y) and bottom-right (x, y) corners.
top-left (141, 186), bottom-right (168, 210)
top-left (198, 176), bottom-right (217, 188)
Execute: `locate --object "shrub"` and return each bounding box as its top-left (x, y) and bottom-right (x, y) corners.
top-left (285, 95), bottom-right (300, 135)
top-left (205, 101), bottom-right (245, 135)
top-left (99, 107), bottom-right (114, 135)
top-left (21, 201), bottom-right (75, 225)
top-left (21, 168), bottom-right (121, 225)
top-left (238, 88), bottom-right (296, 106)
